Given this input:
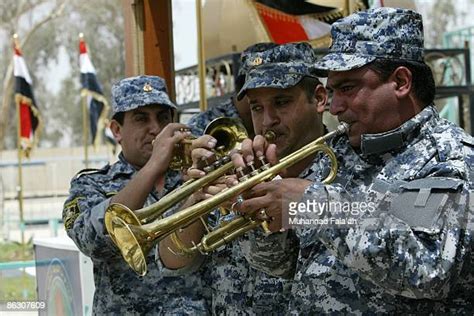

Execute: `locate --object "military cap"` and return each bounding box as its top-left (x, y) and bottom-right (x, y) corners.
top-left (315, 7), bottom-right (425, 73)
top-left (237, 42), bottom-right (279, 76)
top-left (111, 75), bottom-right (176, 115)
top-left (237, 42), bottom-right (318, 100)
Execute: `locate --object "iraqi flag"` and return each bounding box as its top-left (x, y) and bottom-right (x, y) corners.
top-left (254, 0), bottom-right (368, 45)
top-left (79, 34), bottom-right (109, 147)
top-left (13, 35), bottom-right (42, 158)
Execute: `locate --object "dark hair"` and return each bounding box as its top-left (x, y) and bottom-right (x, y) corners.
top-left (367, 58), bottom-right (435, 105)
top-left (235, 74), bottom-right (246, 93)
top-left (298, 76), bottom-right (322, 101)
top-left (112, 112), bottom-right (125, 124)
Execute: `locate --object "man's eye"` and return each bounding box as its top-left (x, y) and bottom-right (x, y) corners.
top-left (135, 116), bottom-right (147, 122)
top-left (250, 105), bottom-right (262, 113)
top-left (340, 85), bottom-right (354, 92)
top-left (275, 99), bottom-right (290, 107)
top-left (158, 113), bottom-right (171, 123)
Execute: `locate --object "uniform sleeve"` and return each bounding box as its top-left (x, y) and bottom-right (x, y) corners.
top-left (240, 229), bottom-right (299, 278)
top-left (63, 174), bottom-right (122, 261)
top-left (187, 112), bottom-right (209, 136)
top-left (302, 176), bottom-right (472, 300)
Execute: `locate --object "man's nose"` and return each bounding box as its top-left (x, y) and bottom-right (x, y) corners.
top-left (329, 95), bottom-right (346, 116)
top-left (149, 118), bottom-right (162, 135)
top-left (262, 107), bottom-right (279, 129)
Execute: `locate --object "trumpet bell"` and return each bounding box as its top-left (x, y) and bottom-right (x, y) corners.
top-left (203, 117), bottom-right (248, 155)
top-left (104, 203), bottom-right (141, 245)
top-left (109, 215), bottom-right (153, 276)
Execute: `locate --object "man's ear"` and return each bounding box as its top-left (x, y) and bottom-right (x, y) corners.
top-left (109, 119), bottom-right (122, 143)
top-left (313, 84), bottom-right (328, 113)
top-left (391, 66), bottom-right (412, 99)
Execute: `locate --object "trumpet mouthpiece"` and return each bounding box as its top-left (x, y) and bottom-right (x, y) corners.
top-left (264, 130), bottom-right (276, 142)
top-left (337, 122), bottom-right (350, 135)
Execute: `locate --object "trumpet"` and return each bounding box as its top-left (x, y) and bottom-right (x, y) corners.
top-left (104, 117), bottom-right (248, 272)
top-left (169, 117), bottom-right (248, 171)
top-left (106, 122), bottom-right (349, 275)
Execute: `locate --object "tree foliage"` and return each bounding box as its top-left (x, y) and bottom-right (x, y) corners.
top-left (421, 0), bottom-right (470, 48)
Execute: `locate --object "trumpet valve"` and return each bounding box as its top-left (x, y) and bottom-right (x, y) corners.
top-left (213, 160), bottom-right (223, 169)
top-left (220, 155), bottom-right (231, 164)
top-left (202, 156), bottom-right (216, 173)
top-left (247, 161), bottom-right (259, 177)
top-left (258, 156), bottom-right (270, 170)
top-left (215, 145), bottom-right (226, 156)
top-left (236, 166), bottom-right (249, 182)
top-left (260, 221), bottom-right (271, 235)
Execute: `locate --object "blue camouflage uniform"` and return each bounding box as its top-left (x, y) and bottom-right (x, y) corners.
top-left (63, 76), bottom-right (210, 315)
top-left (187, 98), bottom-right (240, 136)
top-left (241, 8), bottom-right (474, 314)
top-left (218, 42), bottom-right (326, 315)
top-left (189, 43), bottom-right (305, 315)
top-left (290, 106), bottom-right (474, 314)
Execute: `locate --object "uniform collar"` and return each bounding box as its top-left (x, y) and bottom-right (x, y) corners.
top-left (360, 105), bottom-right (436, 157)
top-left (114, 152), bottom-right (137, 175)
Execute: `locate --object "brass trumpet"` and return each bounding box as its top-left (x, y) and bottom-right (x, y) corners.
top-left (107, 123), bottom-right (349, 275)
top-left (169, 117), bottom-right (248, 171)
top-left (104, 117), bottom-right (248, 273)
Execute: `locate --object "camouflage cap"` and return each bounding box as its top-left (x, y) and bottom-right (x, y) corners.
top-left (315, 7), bottom-right (424, 74)
top-left (237, 42), bottom-right (279, 76)
top-left (111, 75), bottom-right (176, 115)
top-left (237, 42), bottom-right (318, 100)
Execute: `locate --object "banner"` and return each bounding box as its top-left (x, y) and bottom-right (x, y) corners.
top-left (79, 35), bottom-right (109, 147)
top-left (13, 35), bottom-right (42, 158)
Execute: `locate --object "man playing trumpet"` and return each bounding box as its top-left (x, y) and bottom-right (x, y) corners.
top-left (233, 8), bottom-right (474, 314)
top-left (63, 75), bottom-right (210, 314)
top-left (188, 42), bottom-right (330, 315)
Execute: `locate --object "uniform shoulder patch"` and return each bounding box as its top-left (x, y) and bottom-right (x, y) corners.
top-left (74, 165), bottom-right (110, 180)
top-left (461, 134), bottom-right (474, 147)
top-left (63, 197), bottom-right (82, 231)
top-left (105, 191), bottom-right (118, 197)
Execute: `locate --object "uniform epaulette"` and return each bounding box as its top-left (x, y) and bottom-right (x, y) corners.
top-left (429, 124), bottom-right (466, 162)
top-left (74, 165), bottom-right (110, 180)
top-left (461, 133), bottom-right (474, 147)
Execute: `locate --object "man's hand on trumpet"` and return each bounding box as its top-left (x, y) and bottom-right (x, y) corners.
top-left (184, 135), bottom-right (230, 204)
top-left (229, 135), bottom-right (312, 233)
top-left (187, 134), bottom-right (218, 178)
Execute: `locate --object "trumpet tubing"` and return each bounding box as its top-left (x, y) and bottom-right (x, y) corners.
top-left (105, 117), bottom-right (248, 250)
top-left (107, 123), bottom-right (348, 275)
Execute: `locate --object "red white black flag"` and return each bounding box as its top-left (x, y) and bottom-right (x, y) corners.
top-left (13, 35), bottom-right (42, 158)
top-left (79, 34), bottom-right (109, 147)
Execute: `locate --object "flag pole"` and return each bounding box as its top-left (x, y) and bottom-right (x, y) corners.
top-left (82, 93), bottom-right (89, 168)
top-left (80, 33), bottom-right (89, 169)
top-left (15, 102), bottom-right (25, 246)
top-left (13, 36), bottom-right (28, 299)
top-left (196, 0), bottom-right (207, 112)
top-left (13, 34), bottom-right (25, 247)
